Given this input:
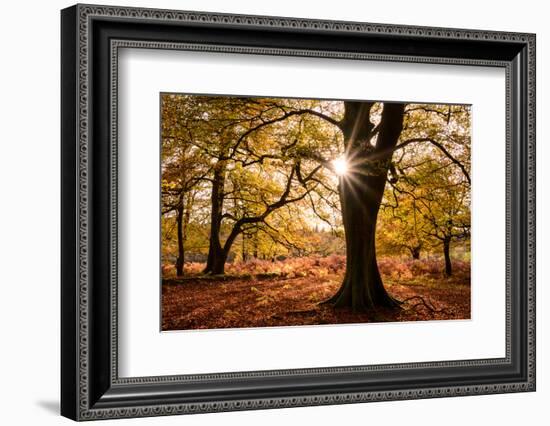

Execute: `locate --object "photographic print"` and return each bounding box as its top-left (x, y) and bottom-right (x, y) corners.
top-left (160, 95), bottom-right (471, 331)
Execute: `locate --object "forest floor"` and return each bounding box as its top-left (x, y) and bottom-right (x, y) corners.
top-left (161, 255), bottom-right (470, 331)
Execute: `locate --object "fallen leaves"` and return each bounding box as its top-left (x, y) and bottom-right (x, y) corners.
top-left (162, 257), bottom-right (470, 331)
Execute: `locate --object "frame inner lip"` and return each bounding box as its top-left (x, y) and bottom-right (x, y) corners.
top-left (109, 38), bottom-right (512, 384)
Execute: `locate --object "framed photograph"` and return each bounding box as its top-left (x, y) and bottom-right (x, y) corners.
top-left (61, 4), bottom-right (536, 421)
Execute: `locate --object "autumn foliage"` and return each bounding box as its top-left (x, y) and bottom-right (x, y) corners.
top-left (161, 94), bottom-right (471, 329)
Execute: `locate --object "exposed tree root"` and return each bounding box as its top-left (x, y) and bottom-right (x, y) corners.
top-left (320, 292), bottom-right (401, 312)
top-left (398, 295), bottom-right (448, 314)
top-left (320, 294), bottom-right (448, 317)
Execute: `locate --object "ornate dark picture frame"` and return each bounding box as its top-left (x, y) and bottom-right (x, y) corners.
top-left (61, 4), bottom-right (536, 421)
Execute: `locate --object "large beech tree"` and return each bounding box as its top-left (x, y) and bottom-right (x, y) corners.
top-left (323, 102), bottom-right (406, 310)
top-left (205, 161), bottom-right (324, 274)
top-left (182, 97), bottom-right (339, 275)
top-left (288, 101), bottom-right (469, 310)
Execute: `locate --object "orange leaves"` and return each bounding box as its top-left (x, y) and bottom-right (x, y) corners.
top-left (161, 255), bottom-right (470, 331)
top-left (251, 286), bottom-right (277, 307)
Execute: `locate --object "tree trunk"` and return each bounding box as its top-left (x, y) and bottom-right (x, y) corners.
top-left (410, 245), bottom-right (421, 260)
top-left (242, 233), bottom-right (247, 262)
top-left (204, 161), bottom-right (227, 274)
top-left (175, 197), bottom-right (185, 277)
top-left (443, 237), bottom-right (452, 276)
top-left (206, 244), bottom-right (228, 275)
top-left (253, 232), bottom-right (259, 259)
top-left (327, 102), bottom-right (405, 312)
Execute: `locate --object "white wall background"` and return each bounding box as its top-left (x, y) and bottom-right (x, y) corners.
top-left (0, 0), bottom-right (546, 424)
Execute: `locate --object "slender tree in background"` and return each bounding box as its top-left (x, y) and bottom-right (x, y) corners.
top-left (419, 174), bottom-right (470, 276)
top-left (381, 105), bottom-right (472, 276)
top-left (378, 196), bottom-right (428, 260)
top-left (161, 96), bottom-right (214, 276)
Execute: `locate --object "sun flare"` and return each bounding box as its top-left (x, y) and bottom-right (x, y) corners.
top-left (332, 157), bottom-right (349, 176)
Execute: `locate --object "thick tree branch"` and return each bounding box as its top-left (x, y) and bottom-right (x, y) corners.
top-left (225, 109), bottom-right (341, 159)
